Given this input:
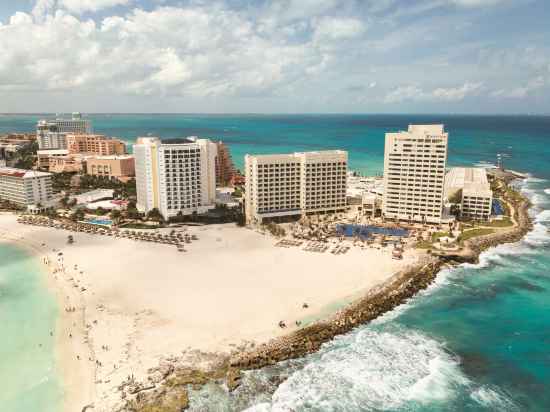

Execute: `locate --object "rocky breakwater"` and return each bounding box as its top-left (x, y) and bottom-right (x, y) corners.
top-left (230, 256), bottom-right (443, 370)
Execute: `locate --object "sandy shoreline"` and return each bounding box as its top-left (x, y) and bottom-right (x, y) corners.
top-left (0, 213), bottom-right (418, 411)
top-left (0, 215), bottom-right (96, 412)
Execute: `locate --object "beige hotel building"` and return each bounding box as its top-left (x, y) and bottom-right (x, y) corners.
top-left (382, 125), bottom-right (448, 224)
top-left (245, 150), bottom-right (348, 224)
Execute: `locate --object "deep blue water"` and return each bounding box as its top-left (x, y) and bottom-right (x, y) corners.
top-left (1, 114), bottom-right (549, 411)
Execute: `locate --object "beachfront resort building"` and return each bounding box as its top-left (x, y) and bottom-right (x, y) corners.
top-left (215, 141), bottom-right (240, 186)
top-left (134, 137), bottom-right (217, 219)
top-left (0, 167), bottom-right (53, 207)
top-left (244, 150), bottom-right (348, 224)
top-left (36, 113), bottom-right (92, 150)
top-left (382, 124), bottom-right (448, 224)
top-left (86, 155), bottom-right (135, 182)
top-left (67, 134), bottom-right (126, 156)
top-left (445, 167), bottom-right (493, 220)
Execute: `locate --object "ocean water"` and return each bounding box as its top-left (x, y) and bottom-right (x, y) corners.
top-left (1, 114), bottom-right (549, 411)
top-left (2, 114), bottom-right (549, 177)
top-left (0, 244), bottom-right (62, 411)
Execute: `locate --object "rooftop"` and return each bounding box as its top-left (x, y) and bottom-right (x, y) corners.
top-left (445, 167), bottom-right (492, 198)
top-left (0, 167), bottom-right (52, 178)
top-left (90, 155), bottom-right (134, 160)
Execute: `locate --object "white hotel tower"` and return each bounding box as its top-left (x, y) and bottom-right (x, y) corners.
top-left (245, 150), bottom-right (348, 224)
top-left (134, 137), bottom-right (217, 219)
top-left (382, 125), bottom-right (448, 224)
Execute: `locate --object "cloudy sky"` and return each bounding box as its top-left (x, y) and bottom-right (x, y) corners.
top-left (1, 0), bottom-right (549, 113)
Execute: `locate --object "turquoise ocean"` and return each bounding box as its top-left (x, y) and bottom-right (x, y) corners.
top-left (0, 114), bottom-right (549, 411)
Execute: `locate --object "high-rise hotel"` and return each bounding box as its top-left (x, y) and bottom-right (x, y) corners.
top-left (36, 112), bottom-right (92, 150)
top-left (245, 150), bottom-right (347, 224)
top-left (134, 137), bottom-right (217, 219)
top-left (382, 125), bottom-right (448, 224)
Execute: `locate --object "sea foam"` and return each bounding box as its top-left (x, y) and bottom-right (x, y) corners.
top-left (246, 327), bottom-right (472, 411)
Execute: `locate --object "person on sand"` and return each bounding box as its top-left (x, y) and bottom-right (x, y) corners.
top-left (302, 302), bottom-right (309, 309)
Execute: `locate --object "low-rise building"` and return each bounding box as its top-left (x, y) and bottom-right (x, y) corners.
top-left (86, 155), bottom-right (135, 182)
top-left (37, 149), bottom-right (70, 170)
top-left (72, 189), bottom-right (114, 205)
top-left (244, 150), bottom-right (348, 224)
top-left (0, 167), bottom-right (53, 207)
top-left (67, 134), bottom-right (126, 156)
top-left (48, 154), bottom-right (87, 173)
top-left (445, 167), bottom-right (492, 220)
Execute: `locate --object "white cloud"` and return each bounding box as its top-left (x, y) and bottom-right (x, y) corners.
top-left (384, 82), bottom-right (483, 103)
top-left (491, 76), bottom-right (546, 99)
top-left (384, 85), bottom-right (425, 103)
top-left (313, 17), bottom-right (366, 41)
top-left (59, 0), bottom-right (132, 15)
top-left (449, 0), bottom-right (504, 7)
top-left (32, 0), bottom-right (56, 20)
top-left (0, 5), bottom-right (327, 98)
top-left (432, 82), bottom-right (483, 101)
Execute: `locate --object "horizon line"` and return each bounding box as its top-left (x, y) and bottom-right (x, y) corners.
top-left (1, 112), bottom-right (549, 117)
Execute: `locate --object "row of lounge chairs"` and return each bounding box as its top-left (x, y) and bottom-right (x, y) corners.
top-left (303, 241), bottom-right (329, 253)
top-left (275, 239), bottom-right (304, 248)
top-left (16, 216), bottom-right (196, 250)
top-left (331, 245), bottom-right (350, 255)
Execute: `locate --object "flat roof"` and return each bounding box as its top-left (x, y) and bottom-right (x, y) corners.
top-left (90, 155), bottom-right (134, 160)
top-left (445, 167), bottom-right (492, 197)
top-left (0, 167), bottom-right (52, 178)
top-left (160, 138), bottom-right (196, 145)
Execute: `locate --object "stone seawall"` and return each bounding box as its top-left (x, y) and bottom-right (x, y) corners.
top-left (126, 177), bottom-right (533, 411)
top-left (229, 257), bottom-right (442, 369)
top-left (230, 183), bottom-right (533, 370)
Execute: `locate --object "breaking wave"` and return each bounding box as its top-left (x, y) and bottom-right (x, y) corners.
top-left (244, 325), bottom-right (517, 412)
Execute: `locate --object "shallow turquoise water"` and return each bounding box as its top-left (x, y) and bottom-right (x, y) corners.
top-left (0, 244), bottom-right (62, 411)
top-left (1, 114), bottom-right (549, 410)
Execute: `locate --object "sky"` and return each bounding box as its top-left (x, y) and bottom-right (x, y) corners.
top-left (0, 0), bottom-right (549, 114)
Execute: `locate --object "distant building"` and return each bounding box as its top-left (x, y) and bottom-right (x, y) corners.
top-left (382, 125), bottom-right (448, 224)
top-left (67, 134), bottom-right (126, 156)
top-left (244, 150), bottom-right (348, 225)
top-left (215, 141), bottom-right (238, 186)
top-left (72, 189), bottom-right (114, 205)
top-left (134, 137), bottom-right (217, 219)
top-left (86, 155), bottom-right (135, 182)
top-left (445, 167), bottom-right (493, 220)
top-left (36, 112), bottom-right (91, 150)
top-left (48, 154), bottom-right (87, 173)
top-left (0, 167), bottom-right (53, 207)
top-left (37, 149), bottom-right (70, 170)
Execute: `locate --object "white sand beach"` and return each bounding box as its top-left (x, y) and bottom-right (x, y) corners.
top-left (0, 213), bottom-right (419, 411)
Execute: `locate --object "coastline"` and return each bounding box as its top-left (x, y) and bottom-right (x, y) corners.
top-left (0, 212), bottom-right (418, 411)
top-left (0, 214), bottom-right (96, 412)
top-left (0, 175), bottom-right (534, 411)
top-left (125, 174), bottom-right (533, 411)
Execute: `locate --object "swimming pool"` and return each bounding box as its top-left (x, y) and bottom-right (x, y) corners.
top-left (85, 218), bottom-right (113, 226)
top-left (336, 224), bottom-right (408, 240)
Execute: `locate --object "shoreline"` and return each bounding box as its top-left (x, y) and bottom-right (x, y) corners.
top-left (0, 174), bottom-right (534, 411)
top-left (125, 174), bottom-right (534, 410)
top-left (0, 216), bottom-right (96, 412)
top-left (1, 211), bottom-right (417, 411)
top-left (231, 179), bottom-right (533, 369)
